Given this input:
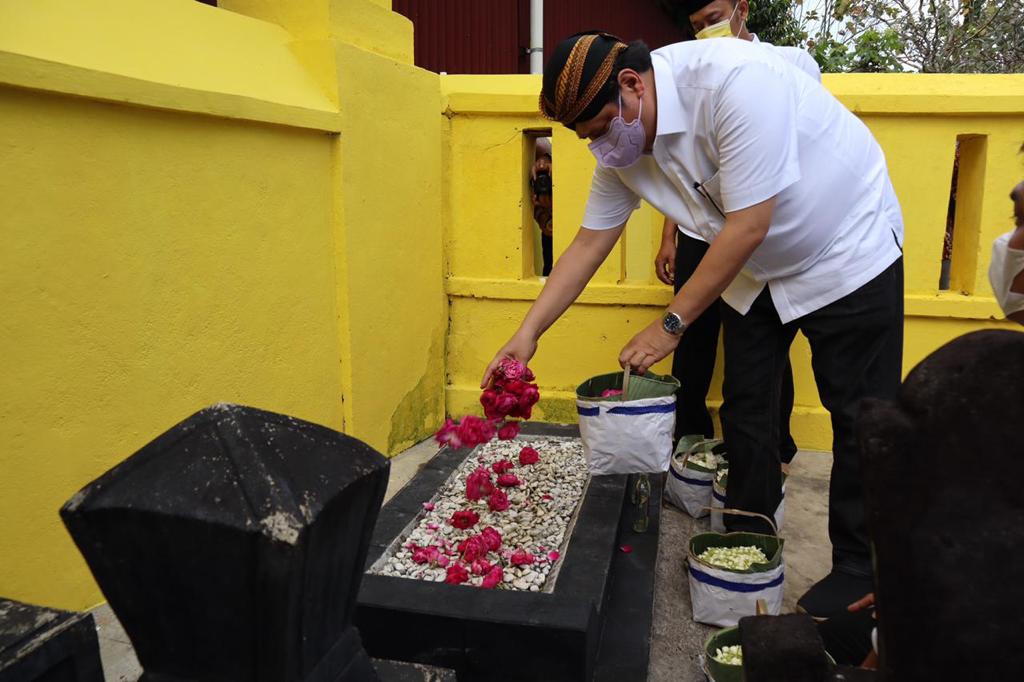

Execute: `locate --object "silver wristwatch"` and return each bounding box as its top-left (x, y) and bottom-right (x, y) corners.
top-left (662, 311), bottom-right (686, 336)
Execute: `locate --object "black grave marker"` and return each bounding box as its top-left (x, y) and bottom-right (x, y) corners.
top-left (60, 404), bottom-right (390, 682)
top-left (859, 329), bottom-right (1024, 680)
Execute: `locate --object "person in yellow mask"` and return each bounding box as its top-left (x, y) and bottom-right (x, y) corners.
top-left (686, 0), bottom-right (821, 80)
top-left (654, 0), bottom-right (822, 476)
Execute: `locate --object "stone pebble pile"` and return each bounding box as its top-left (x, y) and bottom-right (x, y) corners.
top-left (371, 437), bottom-right (589, 590)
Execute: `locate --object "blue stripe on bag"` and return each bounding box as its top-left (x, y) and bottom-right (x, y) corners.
top-left (689, 565), bottom-right (784, 592)
top-left (670, 467), bottom-right (713, 486)
top-left (712, 488), bottom-right (726, 503)
top-left (607, 403), bottom-right (675, 415)
top-left (576, 405), bottom-right (600, 417)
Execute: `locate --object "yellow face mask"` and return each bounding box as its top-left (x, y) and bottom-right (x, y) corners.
top-left (695, 3), bottom-right (740, 40)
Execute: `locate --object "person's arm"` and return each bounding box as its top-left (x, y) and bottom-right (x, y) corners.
top-left (655, 217), bottom-right (677, 286)
top-left (482, 224), bottom-right (625, 386)
top-left (618, 198), bottom-right (774, 371)
top-left (619, 60), bottom-right (797, 371)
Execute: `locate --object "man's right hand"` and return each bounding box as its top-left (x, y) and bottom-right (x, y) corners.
top-left (481, 331), bottom-right (538, 388)
top-left (847, 592), bottom-right (875, 612)
top-left (655, 238), bottom-right (676, 286)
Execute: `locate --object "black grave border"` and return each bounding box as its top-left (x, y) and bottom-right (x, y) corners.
top-left (356, 423), bottom-right (660, 681)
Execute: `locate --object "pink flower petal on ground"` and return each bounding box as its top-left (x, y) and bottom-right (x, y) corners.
top-left (548, 551), bottom-right (561, 562)
top-left (480, 526), bottom-right (503, 551)
top-left (511, 549), bottom-right (535, 566)
top-left (445, 563), bottom-right (469, 585)
top-left (426, 522), bottom-right (439, 530)
top-left (491, 459), bottom-right (515, 475)
top-left (437, 555), bottom-right (450, 567)
top-left (422, 502), bottom-right (435, 511)
top-left (497, 473), bottom-right (522, 488)
top-left (542, 494), bottom-right (553, 501)
top-left (619, 545), bottom-right (633, 554)
top-left (518, 447), bottom-right (540, 465)
top-left (471, 559), bottom-right (493, 576)
top-left (459, 535), bottom-right (490, 563)
top-left (481, 565), bottom-right (504, 589)
top-left (450, 509), bottom-right (480, 529)
top-left (487, 488), bottom-right (510, 512)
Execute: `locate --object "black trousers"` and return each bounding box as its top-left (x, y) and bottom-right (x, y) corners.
top-left (671, 232), bottom-right (797, 463)
top-left (719, 258), bottom-right (904, 576)
top-left (541, 233), bottom-right (553, 276)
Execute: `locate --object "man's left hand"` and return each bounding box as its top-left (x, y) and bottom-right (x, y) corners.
top-left (618, 318), bottom-right (680, 373)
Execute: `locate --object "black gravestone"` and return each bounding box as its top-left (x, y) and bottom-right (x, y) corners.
top-left (858, 330), bottom-right (1024, 681)
top-left (739, 614), bottom-right (829, 682)
top-left (0, 599), bottom-right (103, 682)
top-left (60, 404), bottom-right (390, 682)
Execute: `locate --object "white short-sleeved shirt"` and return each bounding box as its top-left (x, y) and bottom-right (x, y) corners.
top-left (750, 34), bottom-right (821, 82)
top-left (581, 39), bottom-right (903, 323)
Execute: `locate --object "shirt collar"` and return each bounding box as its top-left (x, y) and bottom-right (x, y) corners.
top-left (750, 33), bottom-right (761, 43)
top-left (652, 52), bottom-right (686, 136)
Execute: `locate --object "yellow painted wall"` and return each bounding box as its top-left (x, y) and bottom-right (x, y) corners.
top-left (442, 73), bottom-right (1024, 449)
top-left (0, 0), bottom-right (446, 610)
top-left (2, 0), bottom-right (1021, 614)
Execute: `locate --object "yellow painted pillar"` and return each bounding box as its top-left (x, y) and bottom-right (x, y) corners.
top-left (223, 0), bottom-right (447, 455)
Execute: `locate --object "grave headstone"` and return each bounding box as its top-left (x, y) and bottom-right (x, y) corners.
top-left (858, 329), bottom-right (1024, 680)
top-left (0, 598), bottom-right (103, 682)
top-left (739, 614), bottom-right (829, 682)
top-left (60, 404), bottom-right (390, 682)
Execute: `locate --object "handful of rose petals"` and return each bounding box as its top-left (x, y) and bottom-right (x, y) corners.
top-left (435, 359), bottom-right (540, 450)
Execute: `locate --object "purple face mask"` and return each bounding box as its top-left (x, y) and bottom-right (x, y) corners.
top-left (588, 94), bottom-right (646, 169)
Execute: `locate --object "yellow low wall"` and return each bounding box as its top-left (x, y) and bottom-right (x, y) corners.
top-left (442, 73), bottom-right (1024, 449)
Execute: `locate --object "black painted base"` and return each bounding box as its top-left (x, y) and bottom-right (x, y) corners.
top-left (372, 659), bottom-right (457, 681)
top-left (356, 424), bottom-right (660, 682)
top-left (0, 598), bottom-right (104, 682)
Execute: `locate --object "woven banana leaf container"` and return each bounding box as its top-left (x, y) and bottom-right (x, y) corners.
top-left (575, 370), bottom-right (679, 401)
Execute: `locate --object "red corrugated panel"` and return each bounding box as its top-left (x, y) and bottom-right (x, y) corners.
top-left (394, 0), bottom-right (523, 74)
top-left (543, 0), bottom-right (688, 61)
top-left (393, 0), bottom-right (687, 75)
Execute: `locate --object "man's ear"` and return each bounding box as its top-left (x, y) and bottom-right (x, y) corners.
top-left (617, 69), bottom-right (644, 98)
top-left (738, 0), bottom-right (749, 23)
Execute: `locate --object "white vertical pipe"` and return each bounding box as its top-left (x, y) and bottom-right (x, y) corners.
top-left (529, 0), bottom-right (543, 74)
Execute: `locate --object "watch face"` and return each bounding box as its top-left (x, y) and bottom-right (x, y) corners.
top-left (663, 313), bottom-right (683, 334)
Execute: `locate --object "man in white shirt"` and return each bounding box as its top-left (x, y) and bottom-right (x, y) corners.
top-left (655, 0), bottom-right (821, 462)
top-left (482, 32), bottom-right (904, 617)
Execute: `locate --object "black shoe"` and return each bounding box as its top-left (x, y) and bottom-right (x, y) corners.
top-left (796, 570), bottom-right (874, 620)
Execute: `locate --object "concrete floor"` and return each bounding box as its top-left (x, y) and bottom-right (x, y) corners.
top-left (90, 439), bottom-right (832, 682)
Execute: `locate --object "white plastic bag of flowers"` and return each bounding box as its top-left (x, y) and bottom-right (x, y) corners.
top-left (665, 437), bottom-right (724, 517)
top-left (709, 466), bottom-right (785, 533)
top-left (575, 368), bottom-right (680, 475)
top-left (687, 510), bottom-right (784, 627)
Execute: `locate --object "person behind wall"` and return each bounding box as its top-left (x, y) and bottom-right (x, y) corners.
top-left (656, 0), bottom-right (820, 460)
top-left (531, 137), bottom-right (554, 276)
top-left (482, 31), bottom-right (905, 619)
top-left (989, 162), bottom-right (1024, 324)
